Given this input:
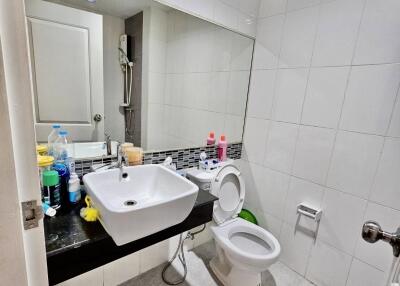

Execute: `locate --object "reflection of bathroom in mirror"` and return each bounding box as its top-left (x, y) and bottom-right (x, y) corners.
top-left (27, 0), bottom-right (253, 159)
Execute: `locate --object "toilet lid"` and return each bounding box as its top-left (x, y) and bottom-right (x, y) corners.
top-left (211, 164), bottom-right (245, 224)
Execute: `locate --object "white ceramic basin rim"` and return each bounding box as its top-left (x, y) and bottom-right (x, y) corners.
top-left (83, 164), bottom-right (199, 245)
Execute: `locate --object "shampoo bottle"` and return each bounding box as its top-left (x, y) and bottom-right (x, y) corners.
top-left (207, 132), bottom-right (216, 145)
top-left (217, 135), bottom-right (227, 161)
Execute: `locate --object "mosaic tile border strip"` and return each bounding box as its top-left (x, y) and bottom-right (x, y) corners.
top-left (74, 142), bottom-right (242, 176)
top-left (143, 142), bottom-right (242, 169)
top-left (75, 156), bottom-right (117, 177)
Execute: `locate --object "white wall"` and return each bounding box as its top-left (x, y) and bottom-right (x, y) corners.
top-left (103, 15), bottom-right (125, 142)
top-left (1, 0), bottom-right (49, 284)
top-left (155, 0), bottom-right (260, 37)
top-left (0, 35), bottom-right (30, 286)
top-left (241, 0), bottom-right (400, 285)
top-left (144, 7), bottom-right (253, 150)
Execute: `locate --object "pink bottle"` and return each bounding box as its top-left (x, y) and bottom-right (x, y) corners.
top-left (207, 131), bottom-right (216, 145)
top-left (217, 135), bottom-right (227, 161)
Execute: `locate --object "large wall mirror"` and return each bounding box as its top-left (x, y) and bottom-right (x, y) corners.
top-left (27, 0), bottom-right (254, 158)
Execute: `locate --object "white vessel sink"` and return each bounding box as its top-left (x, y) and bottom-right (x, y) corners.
top-left (83, 165), bottom-right (199, 245)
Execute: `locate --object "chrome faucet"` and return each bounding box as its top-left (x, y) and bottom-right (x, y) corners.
top-left (117, 143), bottom-right (128, 179)
top-left (362, 221), bottom-right (400, 257)
top-left (91, 142), bottom-right (128, 174)
top-left (105, 133), bottom-right (112, 156)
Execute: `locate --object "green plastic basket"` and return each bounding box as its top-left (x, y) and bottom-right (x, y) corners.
top-left (238, 209), bottom-right (258, 225)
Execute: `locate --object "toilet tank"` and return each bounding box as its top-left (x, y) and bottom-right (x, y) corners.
top-left (186, 169), bottom-right (214, 192)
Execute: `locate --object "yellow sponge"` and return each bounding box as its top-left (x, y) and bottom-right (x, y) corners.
top-left (80, 196), bottom-right (99, 222)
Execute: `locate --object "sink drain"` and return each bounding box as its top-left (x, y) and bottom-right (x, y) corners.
top-left (124, 200), bottom-right (137, 206)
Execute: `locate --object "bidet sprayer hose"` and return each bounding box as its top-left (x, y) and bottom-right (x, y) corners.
top-left (161, 224), bottom-right (206, 285)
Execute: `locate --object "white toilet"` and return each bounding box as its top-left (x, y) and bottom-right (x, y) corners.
top-left (187, 161), bottom-right (281, 286)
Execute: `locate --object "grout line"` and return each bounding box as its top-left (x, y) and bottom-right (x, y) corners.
top-left (349, 0), bottom-right (368, 67)
top-left (292, 2), bottom-right (323, 185)
top-left (261, 6), bottom-right (291, 242)
top-left (250, 61), bottom-right (400, 72)
top-left (247, 114), bottom-right (400, 139)
top-left (384, 77), bottom-right (400, 137)
top-left (365, 137), bottom-right (387, 203)
top-left (350, 0), bottom-right (393, 256)
top-left (322, 63), bottom-right (353, 188)
top-left (245, 157), bottom-right (399, 210)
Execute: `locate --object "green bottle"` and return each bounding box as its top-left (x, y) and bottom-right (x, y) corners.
top-left (42, 170), bottom-right (61, 210)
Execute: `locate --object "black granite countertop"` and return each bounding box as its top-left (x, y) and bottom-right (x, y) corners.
top-left (44, 190), bottom-right (217, 258)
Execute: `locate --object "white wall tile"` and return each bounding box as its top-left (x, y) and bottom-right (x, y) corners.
top-left (139, 240), bottom-right (170, 273)
top-left (213, 1), bottom-right (238, 31)
top-left (259, 0), bottom-right (287, 18)
top-left (353, 0), bottom-right (400, 65)
top-left (370, 138), bottom-right (400, 210)
top-left (253, 15), bottom-right (285, 70)
top-left (241, 161), bottom-right (266, 208)
top-left (230, 32), bottom-right (254, 71)
top-left (259, 168), bottom-right (290, 218)
top-left (264, 121), bottom-right (298, 173)
top-left (354, 202), bottom-right (400, 271)
top-left (388, 95), bottom-right (400, 137)
top-left (286, 0), bottom-right (320, 12)
top-left (318, 189), bottom-right (367, 255)
top-left (224, 114), bottom-right (244, 142)
top-left (191, 223), bottom-right (213, 247)
top-left (279, 6), bottom-right (319, 68)
top-left (227, 70), bottom-right (250, 116)
top-left (340, 64), bottom-right (400, 135)
top-left (306, 240), bottom-right (352, 286)
top-left (212, 28), bottom-right (232, 71)
top-left (243, 118), bottom-right (270, 164)
top-left (247, 69), bottom-right (277, 119)
top-left (279, 223), bottom-right (314, 276)
top-left (327, 131), bottom-right (384, 199)
top-left (58, 267), bottom-right (104, 286)
top-left (237, 0), bottom-right (261, 17)
top-left (346, 259), bottom-right (385, 286)
top-left (148, 72), bottom-right (165, 104)
top-left (188, 0), bottom-right (215, 20)
top-left (292, 126), bottom-right (335, 184)
top-left (255, 210), bottom-right (283, 239)
top-left (272, 68), bottom-right (308, 123)
top-left (301, 66), bottom-right (349, 128)
top-left (103, 253), bottom-right (140, 286)
top-left (283, 177), bottom-right (325, 228)
top-left (209, 71), bottom-right (229, 113)
top-left (237, 13), bottom-right (257, 36)
top-left (312, 0), bottom-right (365, 67)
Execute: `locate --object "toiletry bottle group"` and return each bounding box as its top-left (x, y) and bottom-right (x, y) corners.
top-left (206, 132), bottom-right (228, 162)
top-left (38, 124), bottom-right (82, 216)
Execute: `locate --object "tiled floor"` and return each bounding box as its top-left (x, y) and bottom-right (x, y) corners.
top-left (121, 241), bottom-right (314, 286)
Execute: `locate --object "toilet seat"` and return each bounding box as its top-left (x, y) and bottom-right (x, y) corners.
top-left (210, 164), bottom-right (245, 224)
top-left (211, 218), bottom-right (280, 270)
